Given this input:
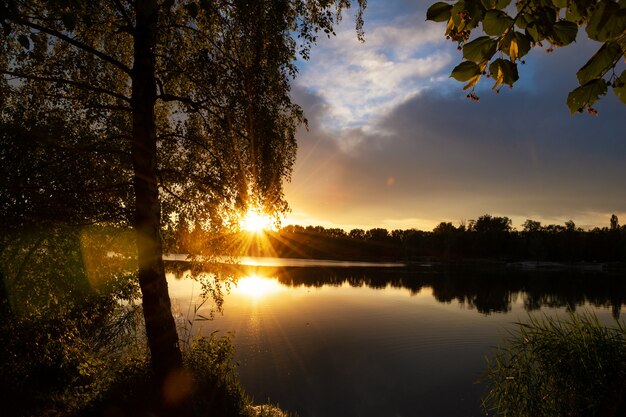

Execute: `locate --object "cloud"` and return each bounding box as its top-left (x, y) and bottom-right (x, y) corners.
top-left (285, 4), bottom-right (626, 231)
top-left (296, 7), bottom-right (453, 132)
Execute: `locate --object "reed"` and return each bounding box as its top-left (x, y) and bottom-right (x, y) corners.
top-left (481, 312), bottom-right (626, 416)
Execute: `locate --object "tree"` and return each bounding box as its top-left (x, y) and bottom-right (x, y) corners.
top-left (522, 219), bottom-right (542, 232)
top-left (474, 214), bottom-right (512, 233)
top-left (426, 0), bottom-right (626, 113)
top-left (610, 213), bottom-right (620, 230)
top-left (0, 0), bottom-right (365, 385)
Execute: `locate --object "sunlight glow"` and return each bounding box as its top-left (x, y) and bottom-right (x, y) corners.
top-left (234, 275), bottom-right (283, 299)
top-left (240, 209), bottom-right (274, 233)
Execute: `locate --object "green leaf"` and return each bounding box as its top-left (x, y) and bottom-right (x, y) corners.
top-left (565, 2), bottom-right (587, 24)
top-left (586, 1), bottom-right (626, 42)
top-left (502, 31), bottom-right (531, 61)
top-left (450, 61), bottom-right (481, 82)
top-left (17, 34), bottom-right (30, 49)
top-left (426, 2), bottom-right (453, 22)
top-left (489, 58), bottom-right (519, 88)
top-left (566, 79), bottom-right (608, 114)
top-left (61, 13), bottom-right (76, 31)
top-left (464, 74), bottom-right (482, 90)
top-left (552, 0), bottom-right (567, 7)
top-left (576, 42), bottom-right (623, 85)
top-left (550, 20), bottom-right (578, 46)
top-left (483, 10), bottom-right (514, 36)
top-left (481, 0), bottom-right (510, 9)
top-left (451, 1), bottom-right (486, 31)
top-left (613, 70), bottom-right (626, 104)
top-left (525, 21), bottom-right (543, 42)
top-left (515, 12), bottom-right (532, 29)
top-left (451, 1), bottom-right (466, 26)
top-left (513, 32), bottom-right (531, 59)
top-left (463, 36), bottom-right (498, 62)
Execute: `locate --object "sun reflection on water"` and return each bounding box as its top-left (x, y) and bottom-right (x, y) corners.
top-left (234, 275), bottom-right (284, 300)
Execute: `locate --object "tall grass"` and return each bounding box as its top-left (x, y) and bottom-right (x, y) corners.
top-left (481, 312), bottom-right (626, 417)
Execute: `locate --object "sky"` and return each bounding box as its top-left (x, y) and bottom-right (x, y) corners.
top-left (281, 0), bottom-right (626, 232)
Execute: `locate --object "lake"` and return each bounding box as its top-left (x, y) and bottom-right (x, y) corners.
top-left (166, 258), bottom-right (626, 417)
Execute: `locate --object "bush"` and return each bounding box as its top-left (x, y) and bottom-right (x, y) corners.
top-left (482, 312), bottom-right (626, 417)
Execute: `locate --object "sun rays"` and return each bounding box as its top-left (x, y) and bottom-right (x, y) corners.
top-left (240, 209), bottom-right (275, 233)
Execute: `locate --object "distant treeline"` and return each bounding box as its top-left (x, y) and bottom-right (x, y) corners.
top-left (169, 214), bottom-right (626, 263)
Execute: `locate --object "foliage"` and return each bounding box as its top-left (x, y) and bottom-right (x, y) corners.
top-left (78, 334), bottom-right (293, 417)
top-left (0, 0), bottom-right (367, 377)
top-left (0, 226), bottom-right (291, 417)
top-left (481, 312), bottom-right (626, 416)
top-left (0, 0), bottom-right (366, 232)
top-left (186, 214), bottom-right (626, 262)
top-left (0, 226), bottom-right (144, 416)
top-left (427, 0), bottom-right (626, 113)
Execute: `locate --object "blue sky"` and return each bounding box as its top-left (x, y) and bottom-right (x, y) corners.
top-left (282, 0), bottom-right (626, 231)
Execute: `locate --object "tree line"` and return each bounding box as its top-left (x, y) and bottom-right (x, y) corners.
top-left (169, 214), bottom-right (626, 263)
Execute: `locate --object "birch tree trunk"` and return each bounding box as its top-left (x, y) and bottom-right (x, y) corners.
top-left (131, 0), bottom-right (183, 380)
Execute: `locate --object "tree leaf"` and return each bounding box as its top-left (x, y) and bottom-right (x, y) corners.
top-left (565, 2), bottom-right (589, 24)
top-left (451, 1), bottom-right (486, 31)
top-left (515, 12), bottom-right (532, 29)
top-left (513, 32), bottom-right (531, 59)
top-left (566, 79), bottom-right (608, 114)
top-left (481, 0), bottom-right (510, 9)
top-left (483, 10), bottom-right (513, 36)
top-left (586, 1), bottom-right (626, 42)
top-left (552, 0), bottom-right (567, 8)
top-left (17, 34), bottom-right (30, 49)
top-left (426, 2), bottom-right (453, 22)
top-left (614, 70), bottom-right (626, 104)
top-left (450, 61), bottom-right (481, 82)
top-left (576, 42), bottom-right (623, 85)
top-left (525, 21), bottom-right (543, 43)
top-left (463, 36), bottom-right (497, 62)
top-left (550, 20), bottom-right (578, 46)
top-left (463, 74), bottom-right (482, 90)
top-left (509, 36), bottom-right (519, 61)
top-left (489, 58), bottom-right (518, 89)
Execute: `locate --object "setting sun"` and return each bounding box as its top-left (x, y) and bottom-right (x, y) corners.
top-left (240, 209), bottom-right (274, 233)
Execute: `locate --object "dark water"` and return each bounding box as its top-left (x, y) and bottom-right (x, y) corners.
top-left (167, 260), bottom-right (626, 417)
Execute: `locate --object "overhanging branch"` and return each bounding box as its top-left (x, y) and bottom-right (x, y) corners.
top-left (7, 15), bottom-right (132, 76)
top-left (3, 70), bottom-right (131, 103)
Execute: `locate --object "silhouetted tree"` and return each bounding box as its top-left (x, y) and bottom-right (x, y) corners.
top-left (565, 220), bottom-right (577, 232)
top-left (523, 220), bottom-right (542, 233)
top-left (1, 0), bottom-right (366, 383)
top-left (349, 229), bottom-right (366, 240)
top-left (611, 214), bottom-right (619, 231)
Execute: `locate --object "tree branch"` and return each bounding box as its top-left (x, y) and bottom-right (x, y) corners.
top-left (3, 70), bottom-right (131, 103)
top-left (7, 15), bottom-right (132, 76)
top-left (109, 0), bottom-right (134, 29)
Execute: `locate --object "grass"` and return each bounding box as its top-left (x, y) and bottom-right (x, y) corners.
top-left (481, 312), bottom-right (626, 417)
top-left (60, 331), bottom-right (294, 417)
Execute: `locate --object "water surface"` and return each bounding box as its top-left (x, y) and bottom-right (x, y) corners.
top-left (167, 259), bottom-right (626, 417)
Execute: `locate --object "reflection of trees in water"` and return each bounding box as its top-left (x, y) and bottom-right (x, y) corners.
top-left (197, 264), bottom-right (626, 318)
